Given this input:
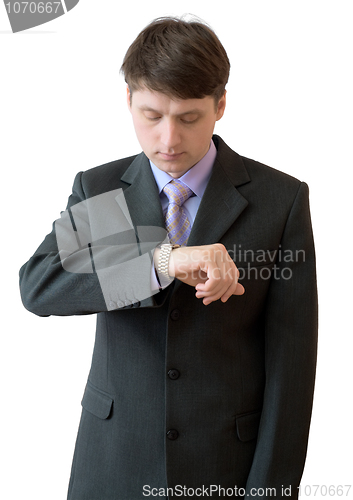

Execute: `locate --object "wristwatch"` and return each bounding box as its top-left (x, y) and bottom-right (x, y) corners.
top-left (157, 243), bottom-right (180, 287)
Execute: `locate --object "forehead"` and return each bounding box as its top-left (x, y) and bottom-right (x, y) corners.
top-left (131, 87), bottom-right (215, 115)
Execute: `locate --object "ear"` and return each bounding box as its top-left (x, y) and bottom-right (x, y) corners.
top-left (216, 91), bottom-right (226, 121)
top-left (126, 85), bottom-right (132, 109)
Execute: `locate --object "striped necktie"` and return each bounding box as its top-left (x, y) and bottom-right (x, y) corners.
top-left (163, 180), bottom-right (194, 246)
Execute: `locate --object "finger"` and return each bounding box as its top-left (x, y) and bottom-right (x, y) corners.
top-left (198, 278), bottom-right (244, 304)
top-left (195, 260), bottom-right (231, 292)
top-left (218, 278), bottom-right (240, 303)
top-left (198, 278), bottom-right (235, 304)
top-left (234, 283), bottom-right (245, 295)
top-left (195, 276), bottom-right (228, 298)
top-left (195, 268), bottom-right (235, 303)
top-left (195, 279), bottom-right (224, 298)
top-left (220, 282), bottom-right (245, 302)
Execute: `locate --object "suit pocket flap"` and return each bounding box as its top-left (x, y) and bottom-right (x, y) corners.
top-left (81, 381), bottom-right (113, 419)
top-left (236, 410), bottom-right (261, 442)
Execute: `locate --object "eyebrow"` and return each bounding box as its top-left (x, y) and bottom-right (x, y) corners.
top-left (138, 105), bottom-right (202, 116)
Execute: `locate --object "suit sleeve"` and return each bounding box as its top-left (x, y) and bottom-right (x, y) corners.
top-left (19, 172), bottom-right (168, 317)
top-left (245, 182), bottom-right (318, 498)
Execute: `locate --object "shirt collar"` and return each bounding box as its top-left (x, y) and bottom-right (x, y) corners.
top-left (149, 139), bottom-right (217, 199)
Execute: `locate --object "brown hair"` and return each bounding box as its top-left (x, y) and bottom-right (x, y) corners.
top-left (120, 16), bottom-right (230, 104)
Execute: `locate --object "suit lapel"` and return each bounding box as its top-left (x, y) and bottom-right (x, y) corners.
top-left (187, 136), bottom-right (250, 246)
top-left (120, 153), bottom-right (165, 231)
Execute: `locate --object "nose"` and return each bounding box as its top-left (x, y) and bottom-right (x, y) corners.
top-left (160, 119), bottom-right (182, 152)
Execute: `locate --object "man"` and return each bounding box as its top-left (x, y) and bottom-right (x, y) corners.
top-left (19, 17), bottom-right (317, 499)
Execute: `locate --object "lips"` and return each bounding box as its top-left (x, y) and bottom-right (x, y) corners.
top-left (158, 152), bottom-right (184, 161)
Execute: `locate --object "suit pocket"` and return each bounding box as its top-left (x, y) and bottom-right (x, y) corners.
top-left (236, 410), bottom-right (262, 442)
top-left (81, 380), bottom-right (114, 419)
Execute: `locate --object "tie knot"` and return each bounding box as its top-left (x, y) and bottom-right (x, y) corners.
top-left (163, 180), bottom-right (193, 206)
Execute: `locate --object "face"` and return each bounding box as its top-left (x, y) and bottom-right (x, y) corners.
top-left (127, 86), bottom-right (226, 178)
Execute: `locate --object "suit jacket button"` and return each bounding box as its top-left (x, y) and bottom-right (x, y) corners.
top-left (168, 369), bottom-right (180, 380)
top-left (167, 429), bottom-right (179, 440)
top-left (170, 309), bottom-right (180, 321)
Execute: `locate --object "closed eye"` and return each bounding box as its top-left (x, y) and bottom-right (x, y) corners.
top-left (181, 118), bottom-right (198, 124)
top-left (180, 113), bottom-right (199, 124)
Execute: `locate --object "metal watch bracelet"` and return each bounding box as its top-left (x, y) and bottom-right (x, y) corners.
top-left (157, 243), bottom-right (180, 287)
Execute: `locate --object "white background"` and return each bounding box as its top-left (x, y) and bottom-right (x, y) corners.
top-left (1, 1), bottom-right (352, 498)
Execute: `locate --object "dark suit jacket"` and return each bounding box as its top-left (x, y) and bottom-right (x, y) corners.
top-left (19, 135), bottom-right (318, 499)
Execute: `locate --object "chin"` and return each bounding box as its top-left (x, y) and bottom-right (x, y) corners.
top-left (155, 160), bottom-right (185, 172)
